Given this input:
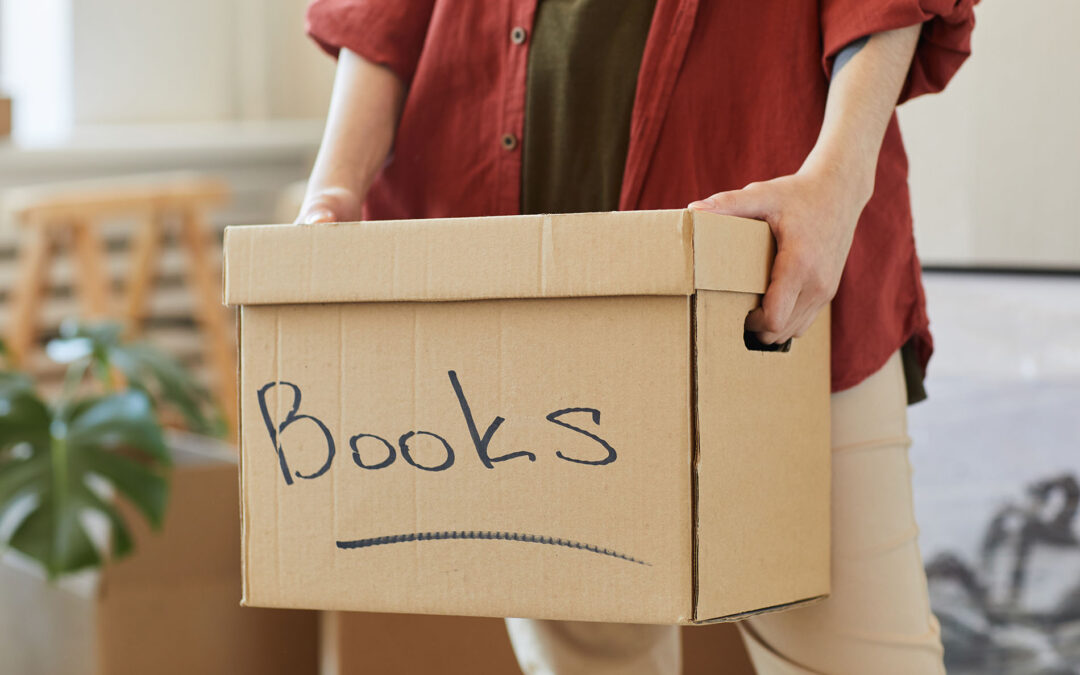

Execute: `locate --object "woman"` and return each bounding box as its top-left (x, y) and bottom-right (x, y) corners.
top-left (297, 1), bottom-right (976, 672)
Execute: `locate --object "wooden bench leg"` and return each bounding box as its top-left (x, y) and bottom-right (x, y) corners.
top-left (125, 211), bottom-right (163, 335)
top-left (179, 207), bottom-right (238, 435)
top-left (5, 224), bottom-right (52, 366)
top-left (70, 218), bottom-right (112, 318)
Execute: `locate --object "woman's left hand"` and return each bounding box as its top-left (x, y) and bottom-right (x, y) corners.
top-left (688, 167), bottom-right (870, 345)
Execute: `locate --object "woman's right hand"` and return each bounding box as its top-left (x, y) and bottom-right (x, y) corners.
top-left (295, 186), bottom-right (364, 225)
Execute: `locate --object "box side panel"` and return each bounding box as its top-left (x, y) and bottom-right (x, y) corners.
top-left (694, 291), bottom-right (830, 620)
top-left (239, 296), bottom-right (694, 623)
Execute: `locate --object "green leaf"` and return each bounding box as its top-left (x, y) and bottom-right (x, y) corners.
top-left (0, 391), bottom-right (171, 578)
top-left (0, 369), bottom-right (32, 392)
top-left (111, 343), bottom-right (223, 436)
top-left (9, 503), bottom-right (101, 578)
top-left (67, 391), bottom-right (169, 464)
top-left (81, 448), bottom-right (168, 528)
top-left (0, 377), bottom-right (51, 455)
top-left (57, 318), bottom-right (122, 346)
top-left (3, 321), bottom-right (181, 578)
top-left (75, 485), bottom-right (134, 558)
top-left (0, 455), bottom-right (47, 514)
top-left (46, 320), bottom-right (223, 437)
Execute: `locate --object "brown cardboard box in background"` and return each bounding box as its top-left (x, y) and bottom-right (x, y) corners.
top-left (322, 611), bottom-right (756, 674)
top-left (320, 612), bottom-right (521, 675)
top-left (224, 209), bottom-right (830, 625)
top-left (0, 438), bottom-right (318, 675)
top-left (0, 97), bottom-right (10, 138)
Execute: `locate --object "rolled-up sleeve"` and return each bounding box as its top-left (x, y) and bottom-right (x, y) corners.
top-left (821, 0), bottom-right (977, 102)
top-left (306, 0), bottom-right (436, 85)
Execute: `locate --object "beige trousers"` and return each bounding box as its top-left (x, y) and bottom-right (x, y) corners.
top-left (505, 351), bottom-right (946, 674)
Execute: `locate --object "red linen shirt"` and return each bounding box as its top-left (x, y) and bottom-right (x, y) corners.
top-left (306, 0), bottom-right (976, 393)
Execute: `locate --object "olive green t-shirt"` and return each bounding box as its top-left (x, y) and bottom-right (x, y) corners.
top-left (520, 0), bottom-right (927, 404)
top-left (521, 0), bottom-right (656, 215)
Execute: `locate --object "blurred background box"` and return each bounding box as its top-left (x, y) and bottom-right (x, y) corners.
top-left (0, 96), bottom-right (10, 138)
top-left (320, 612), bottom-right (521, 675)
top-left (322, 611), bottom-right (755, 675)
top-left (0, 437), bottom-right (319, 675)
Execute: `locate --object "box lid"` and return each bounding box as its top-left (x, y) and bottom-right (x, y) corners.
top-left (223, 210), bottom-right (773, 305)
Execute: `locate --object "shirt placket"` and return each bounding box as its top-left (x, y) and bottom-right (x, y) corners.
top-left (619, 0), bottom-right (699, 211)
top-left (495, 0), bottom-right (538, 216)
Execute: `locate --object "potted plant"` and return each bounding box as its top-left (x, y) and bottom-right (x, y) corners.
top-left (0, 319), bottom-right (223, 578)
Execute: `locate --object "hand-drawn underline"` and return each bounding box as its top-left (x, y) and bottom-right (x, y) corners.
top-left (336, 530), bottom-right (651, 566)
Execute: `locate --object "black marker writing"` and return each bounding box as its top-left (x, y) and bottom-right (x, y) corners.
top-left (349, 433), bottom-right (395, 470)
top-left (547, 407), bottom-right (617, 466)
top-left (257, 381), bottom-right (335, 485)
top-left (448, 370), bottom-right (536, 468)
top-left (256, 371), bottom-right (618, 483)
top-left (398, 430), bottom-right (455, 472)
top-left (337, 530), bottom-right (650, 566)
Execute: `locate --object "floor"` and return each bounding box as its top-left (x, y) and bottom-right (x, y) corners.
top-left (910, 271), bottom-right (1080, 674)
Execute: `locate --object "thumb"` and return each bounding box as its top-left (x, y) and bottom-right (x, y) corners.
top-left (688, 184), bottom-right (775, 220)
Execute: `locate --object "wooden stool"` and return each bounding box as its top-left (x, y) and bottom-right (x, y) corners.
top-left (3, 174), bottom-right (238, 436)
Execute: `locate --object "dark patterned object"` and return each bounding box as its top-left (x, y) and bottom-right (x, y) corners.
top-left (927, 474), bottom-right (1080, 674)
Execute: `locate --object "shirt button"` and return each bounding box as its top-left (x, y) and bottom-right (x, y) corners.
top-left (510, 26), bottom-right (528, 45)
top-left (500, 133), bottom-right (519, 151)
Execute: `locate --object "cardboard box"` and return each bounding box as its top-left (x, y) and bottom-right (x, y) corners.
top-left (0, 97), bottom-right (10, 138)
top-left (321, 611), bottom-right (755, 675)
top-left (0, 437), bottom-right (319, 675)
top-left (320, 612), bottom-right (521, 675)
top-left (223, 209), bottom-right (830, 624)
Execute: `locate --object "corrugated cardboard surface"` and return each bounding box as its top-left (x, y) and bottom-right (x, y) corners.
top-left (228, 209), bottom-right (829, 625)
top-left (0, 97), bottom-right (11, 138)
top-left (321, 612), bottom-right (756, 674)
top-left (320, 612), bottom-right (521, 675)
top-left (693, 291), bottom-right (831, 621)
top-left (241, 295), bottom-right (694, 623)
top-left (223, 211), bottom-right (694, 304)
top-left (683, 623), bottom-right (757, 675)
top-left (692, 213), bottom-right (774, 295)
top-left (223, 210), bottom-right (772, 305)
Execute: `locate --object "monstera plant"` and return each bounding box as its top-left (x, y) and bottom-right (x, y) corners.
top-left (0, 320), bottom-right (223, 578)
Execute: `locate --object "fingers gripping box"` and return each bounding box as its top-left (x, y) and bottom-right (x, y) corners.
top-left (222, 209), bottom-right (830, 624)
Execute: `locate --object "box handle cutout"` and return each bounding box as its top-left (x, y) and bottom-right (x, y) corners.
top-left (744, 330), bottom-right (792, 353)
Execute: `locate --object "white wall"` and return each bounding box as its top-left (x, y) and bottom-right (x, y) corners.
top-left (900, 1), bottom-right (1080, 268)
top-left (71, 0), bottom-right (238, 124)
top-left (0, 0), bottom-right (334, 137)
top-left (0, 0), bottom-right (73, 143)
top-left (0, 0), bottom-right (333, 227)
top-left (263, 1), bottom-right (338, 119)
